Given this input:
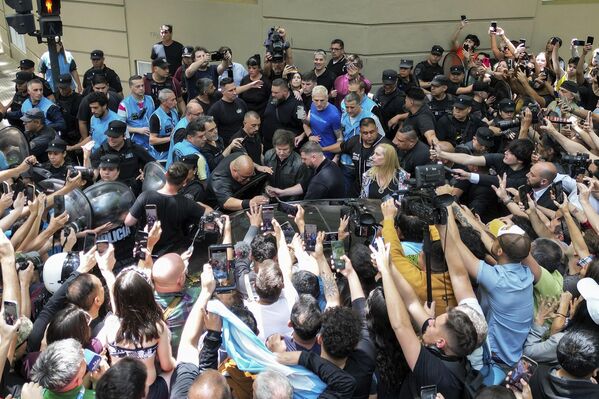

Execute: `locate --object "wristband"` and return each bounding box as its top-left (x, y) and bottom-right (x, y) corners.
top-left (242, 199), bottom-right (251, 209)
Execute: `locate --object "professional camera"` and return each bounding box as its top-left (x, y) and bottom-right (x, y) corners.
top-left (200, 210), bottom-right (223, 235)
top-left (400, 164), bottom-right (453, 225)
top-left (15, 251), bottom-right (43, 271)
top-left (496, 118), bottom-right (521, 131)
top-left (69, 166), bottom-right (94, 182)
top-left (210, 51), bottom-right (225, 62)
top-left (561, 152), bottom-right (591, 177)
top-left (63, 216), bottom-right (87, 237)
top-left (264, 27), bottom-right (289, 63)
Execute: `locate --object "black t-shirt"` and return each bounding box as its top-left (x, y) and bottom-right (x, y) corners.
top-left (129, 190), bottom-right (205, 255)
top-left (205, 152), bottom-right (249, 207)
top-left (82, 66), bottom-right (123, 94)
top-left (207, 98), bottom-right (248, 145)
top-left (238, 75), bottom-right (272, 117)
top-left (77, 91), bottom-right (122, 124)
top-left (454, 180), bottom-right (500, 223)
top-left (398, 140), bottom-right (431, 175)
top-left (315, 68), bottom-right (336, 91)
top-left (302, 158), bottom-right (346, 200)
top-left (261, 94), bottom-right (303, 150)
top-left (414, 60), bottom-right (444, 83)
top-left (151, 41), bottom-right (184, 75)
top-left (169, 362), bottom-right (199, 399)
top-left (200, 137), bottom-right (225, 172)
top-left (481, 153), bottom-right (530, 188)
top-left (185, 66), bottom-right (219, 99)
top-left (373, 87), bottom-right (405, 138)
top-left (190, 92), bottom-right (221, 114)
top-left (579, 82), bottom-right (599, 111)
top-left (56, 92), bottom-right (83, 143)
top-left (435, 114), bottom-right (486, 146)
top-left (340, 135), bottom-right (391, 182)
top-left (403, 105), bottom-right (436, 142)
top-left (231, 130), bottom-right (262, 165)
top-left (327, 56), bottom-right (347, 79)
top-left (428, 95), bottom-right (454, 121)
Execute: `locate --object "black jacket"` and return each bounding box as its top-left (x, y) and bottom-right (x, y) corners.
top-left (529, 365), bottom-right (599, 399)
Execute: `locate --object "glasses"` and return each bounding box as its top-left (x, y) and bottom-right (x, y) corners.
top-left (330, 47), bottom-right (342, 51)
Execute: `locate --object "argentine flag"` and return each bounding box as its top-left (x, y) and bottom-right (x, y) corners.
top-left (207, 300), bottom-right (326, 399)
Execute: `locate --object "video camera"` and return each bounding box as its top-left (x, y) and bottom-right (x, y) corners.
top-left (561, 152), bottom-right (591, 177)
top-left (68, 166), bottom-right (94, 182)
top-left (400, 164), bottom-right (453, 225)
top-left (199, 210), bottom-right (223, 236)
top-left (264, 27), bottom-right (289, 63)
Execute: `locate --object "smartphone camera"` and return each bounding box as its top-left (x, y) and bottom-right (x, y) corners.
top-left (331, 240), bottom-right (345, 270)
top-left (262, 207), bottom-right (275, 232)
top-left (208, 245), bottom-right (236, 292)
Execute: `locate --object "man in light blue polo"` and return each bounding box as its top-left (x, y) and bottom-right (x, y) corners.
top-left (168, 118), bottom-right (210, 181)
top-left (88, 91), bottom-right (119, 150)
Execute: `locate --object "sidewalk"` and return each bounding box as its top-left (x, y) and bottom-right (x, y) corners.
top-left (0, 53), bottom-right (19, 106)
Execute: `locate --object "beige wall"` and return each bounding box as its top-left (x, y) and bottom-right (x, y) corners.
top-left (0, 0), bottom-right (597, 94)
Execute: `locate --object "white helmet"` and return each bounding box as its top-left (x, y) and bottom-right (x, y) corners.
top-left (42, 252), bottom-right (79, 294)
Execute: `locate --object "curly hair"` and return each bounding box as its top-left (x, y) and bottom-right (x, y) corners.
top-left (320, 306), bottom-right (361, 360)
top-left (366, 287), bottom-right (409, 390)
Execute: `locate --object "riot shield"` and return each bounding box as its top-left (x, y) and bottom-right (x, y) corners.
top-left (38, 178), bottom-right (93, 230)
top-left (0, 126), bottom-right (29, 168)
top-left (83, 181), bottom-right (136, 228)
top-left (142, 161), bottom-right (166, 192)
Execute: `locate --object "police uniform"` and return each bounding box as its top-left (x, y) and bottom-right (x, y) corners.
top-left (90, 121), bottom-right (154, 194)
top-left (55, 74), bottom-right (83, 145)
top-left (179, 154), bottom-right (207, 202)
top-left (6, 71), bottom-right (35, 130)
top-left (21, 109), bottom-right (56, 163)
top-left (373, 70), bottom-right (406, 138)
top-left (427, 75), bottom-right (454, 121)
top-left (42, 138), bottom-right (71, 180)
top-left (82, 50), bottom-right (123, 95)
top-left (18, 59), bottom-right (53, 97)
top-left (414, 45), bottom-right (445, 84)
top-left (143, 58), bottom-right (182, 108)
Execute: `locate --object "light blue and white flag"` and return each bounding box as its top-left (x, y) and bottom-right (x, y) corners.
top-left (207, 300), bottom-right (326, 399)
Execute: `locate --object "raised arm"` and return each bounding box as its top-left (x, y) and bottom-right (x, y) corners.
top-left (431, 143), bottom-right (487, 166)
top-left (445, 209), bottom-right (482, 279)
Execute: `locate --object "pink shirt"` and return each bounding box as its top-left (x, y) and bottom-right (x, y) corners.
top-left (333, 73), bottom-right (372, 108)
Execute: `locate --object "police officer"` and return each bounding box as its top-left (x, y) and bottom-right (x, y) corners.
top-left (55, 74), bottom-right (83, 146)
top-left (21, 108), bottom-right (56, 163)
top-left (5, 71), bottom-right (33, 130)
top-left (42, 138), bottom-right (71, 180)
top-left (427, 75), bottom-right (454, 121)
top-left (18, 59), bottom-right (54, 99)
top-left (414, 45), bottom-right (445, 89)
top-left (435, 95), bottom-right (486, 146)
top-left (82, 50), bottom-right (123, 96)
top-left (373, 70), bottom-right (405, 139)
top-left (89, 120), bottom-right (154, 194)
top-left (179, 154), bottom-right (207, 202)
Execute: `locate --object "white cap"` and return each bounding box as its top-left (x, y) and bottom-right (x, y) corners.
top-left (497, 224), bottom-right (526, 237)
top-left (577, 277), bottom-right (599, 325)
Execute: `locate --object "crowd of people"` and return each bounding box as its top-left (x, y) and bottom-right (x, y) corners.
top-left (0, 15), bottom-right (596, 399)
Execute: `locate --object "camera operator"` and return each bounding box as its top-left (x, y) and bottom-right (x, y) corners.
top-left (125, 162), bottom-right (207, 255)
top-left (263, 26), bottom-right (294, 81)
top-left (184, 47), bottom-right (218, 100)
top-left (431, 138), bottom-right (534, 189)
top-left (392, 126), bottom-right (431, 175)
top-left (488, 98), bottom-right (519, 151)
top-left (427, 75), bottom-right (454, 121)
top-left (403, 87), bottom-right (438, 146)
top-left (435, 95), bottom-right (486, 146)
top-left (89, 120), bottom-right (154, 194)
top-left (414, 45), bottom-right (445, 90)
top-left (261, 78), bottom-right (304, 151)
top-left (41, 138), bottom-right (71, 180)
top-left (205, 153), bottom-right (269, 211)
top-left (216, 46), bottom-right (248, 87)
top-left (373, 70), bottom-right (406, 139)
top-left (21, 108), bottom-right (56, 163)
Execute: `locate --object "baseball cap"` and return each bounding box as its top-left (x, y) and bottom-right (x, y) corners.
top-left (382, 69), bottom-right (398, 84)
top-left (453, 95), bottom-right (473, 109)
top-left (99, 154), bottom-right (121, 169)
top-left (497, 224), bottom-right (526, 237)
top-left (21, 108), bottom-right (44, 122)
top-left (57, 74), bottom-right (72, 88)
top-left (450, 65), bottom-right (465, 75)
top-left (577, 277), bottom-right (599, 325)
top-left (399, 59), bottom-right (413, 69)
top-left (430, 75), bottom-right (450, 87)
top-left (475, 127), bottom-right (495, 148)
top-left (19, 59), bottom-right (35, 70)
top-left (105, 120), bottom-right (127, 137)
top-left (13, 71), bottom-right (35, 84)
top-left (90, 50), bottom-right (104, 60)
top-left (498, 98), bottom-right (516, 112)
top-left (560, 80), bottom-right (579, 94)
top-left (152, 58), bottom-right (169, 69)
top-left (182, 46), bottom-right (194, 58)
top-left (46, 138), bottom-right (67, 153)
top-left (431, 45), bottom-right (444, 56)
top-left (181, 153), bottom-right (200, 166)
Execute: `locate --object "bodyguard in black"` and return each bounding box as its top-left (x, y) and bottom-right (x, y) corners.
top-left (392, 126), bottom-right (431, 175)
top-left (414, 45), bottom-right (444, 89)
top-left (55, 74), bottom-right (83, 145)
top-left (82, 50), bottom-right (123, 96)
top-left (373, 70), bottom-right (406, 139)
top-left (403, 88), bottom-right (437, 145)
top-left (261, 79), bottom-right (304, 151)
top-left (301, 142), bottom-right (345, 200)
top-left (435, 95), bottom-right (486, 146)
top-left (90, 120), bottom-right (154, 194)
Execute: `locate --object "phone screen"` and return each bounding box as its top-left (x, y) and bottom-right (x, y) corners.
top-left (83, 233), bottom-right (96, 253)
top-left (145, 205), bottom-right (158, 230)
top-left (280, 221), bottom-right (295, 243)
top-left (3, 301), bottom-right (18, 326)
top-left (208, 245), bottom-right (235, 292)
top-left (587, 36), bottom-right (595, 45)
top-left (0, 182), bottom-right (9, 195)
top-left (507, 356), bottom-right (538, 391)
top-left (54, 195), bottom-right (65, 216)
top-left (491, 21), bottom-right (497, 31)
top-left (262, 207), bottom-right (275, 232)
top-left (26, 184), bottom-right (36, 202)
top-left (420, 385), bottom-right (437, 399)
top-left (133, 231), bottom-right (148, 261)
top-left (331, 240), bottom-right (345, 269)
top-left (324, 232), bottom-right (339, 243)
top-left (518, 185), bottom-right (531, 210)
top-left (84, 349), bottom-right (102, 372)
top-left (304, 224), bottom-right (317, 252)
top-left (552, 181), bottom-right (564, 203)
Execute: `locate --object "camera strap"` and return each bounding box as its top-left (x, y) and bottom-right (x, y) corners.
top-left (423, 226), bottom-right (433, 306)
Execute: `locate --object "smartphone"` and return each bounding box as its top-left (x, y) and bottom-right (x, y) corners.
top-left (507, 59), bottom-right (514, 69)
top-left (208, 244), bottom-right (236, 292)
top-left (482, 57), bottom-right (491, 68)
top-left (460, 15), bottom-right (467, 21)
top-left (0, 182), bottom-right (9, 195)
top-left (83, 349), bottom-right (102, 372)
top-left (574, 40), bottom-right (586, 46)
top-left (324, 232), bottom-right (339, 245)
top-left (519, 38), bottom-right (526, 46)
top-left (145, 204), bottom-right (158, 230)
top-left (280, 221), bottom-right (295, 243)
top-left (96, 239), bottom-right (109, 256)
top-left (304, 224), bottom-right (317, 252)
top-left (490, 21), bottom-right (497, 32)
top-left (82, 233), bottom-right (96, 253)
top-left (25, 183), bottom-right (36, 202)
top-left (277, 202), bottom-right (298, 217)
top-left (133, 231), bottom-right (148, 261)
top-left (552, 181), bottom-right (564, 203)
top-left (3, 300), bottom-right (18, 326)
top-left (420, 385), bottom-right (437, 399)
top-left (262, 207), bottom-right (275, 232)
top-left (463, 43), bottom-right (470, 52)
top-left (331, 240), bottom-right (345, 270)
top-left (518, 185), bottom-right (532, 210)
top-left (54, 195), bottom-right (65, 216)
top-left (507, 356), bottom-right (538, 391)
top-left (587, 36), bottom-right (595, 45)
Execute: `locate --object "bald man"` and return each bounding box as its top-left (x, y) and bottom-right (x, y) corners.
top-left (206, 152), bottom-right (269, 211)
top-left (526, 161), bottom-right (559, 211)
top-left (153, 253), bottom-right (201, 355)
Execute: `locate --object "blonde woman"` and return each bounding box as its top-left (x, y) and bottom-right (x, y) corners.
top-left (360, 143), bottom-right (409, 199)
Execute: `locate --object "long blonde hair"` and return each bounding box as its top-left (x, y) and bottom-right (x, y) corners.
top-left (366, 143), bottom-right (400, 190)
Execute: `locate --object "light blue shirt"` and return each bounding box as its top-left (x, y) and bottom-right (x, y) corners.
top-left (90, 110), bottom-right (120, 151)
top-left (477, 260), bottom-right (534, 366)
top-left (218, 62), bottom-right (248, 87)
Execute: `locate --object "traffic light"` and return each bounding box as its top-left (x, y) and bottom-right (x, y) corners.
top-left (37, 0), bottom-right (62, 38)
top-left (5, 0), bottom-right (36, 35)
